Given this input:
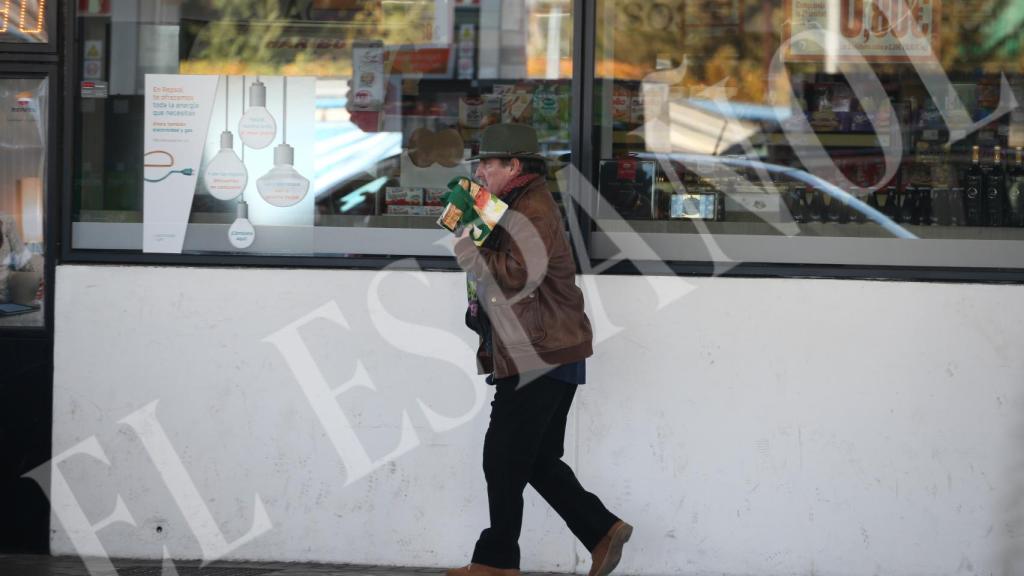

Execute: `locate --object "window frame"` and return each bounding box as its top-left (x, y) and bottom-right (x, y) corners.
top-left (0, 62), bottom-right (60, 336)
top-left (58, 0), bottom-right (1024, 284)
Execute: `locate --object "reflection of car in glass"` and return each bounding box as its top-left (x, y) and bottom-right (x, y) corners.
top-left (313, 95), bottom-right (403, 216)
top-left (603, 91), bottom-right (914, 238)
top-left (314, 98), bottom-right (571, 218)
top-left (630, 152), bottom-right (915, 238)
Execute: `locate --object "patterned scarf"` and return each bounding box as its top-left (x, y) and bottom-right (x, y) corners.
top-left (495, 173), bottom-right (541, 206)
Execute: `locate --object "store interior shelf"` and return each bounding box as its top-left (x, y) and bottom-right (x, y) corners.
top-left (766, 132), bottom-right (889, 148)
top-left (78, 211), bottom-right (445, 230)
top-left (78, 210), bottom-right (143, 223)
top-left (317, 214), bottom-right (441, 229)
top-left (82, 210), bottom-right (1024, 239)
top-left (609, 131), bottom-right (889, 149)
top-left (595, 218), bottom-right (1024, 240)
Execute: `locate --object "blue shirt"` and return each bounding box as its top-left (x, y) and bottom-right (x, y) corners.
top-left (488, 360), bottom-right (586, 386)
top-left (546, 360), bottom-right (586, 384)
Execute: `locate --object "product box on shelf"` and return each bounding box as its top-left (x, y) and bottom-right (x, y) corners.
top-left (459, 96), bottom-right (484, 141)
top-left (385, 186), bottom-right (424, 215)
top-left (502, 89), bottom-right (533, 125)
top-left (598, 158), bottom-right (656, 219)
top-left (611, 83), bottom-right (633, 130)
top-left (482, 93), bottom-right (503, 127)
top-left (666, 166), bottom-right (723, 221)
top-left (807, 83), bottom-right (841, 132)
top-left (351, 40), bottom-right (385, 112)
top-left (724, 183), bottom-right (783, 218)
top-left (670, 192), bottom-right (718, 220)
top-left (533, 83), bottom-right (569, 142)
top-left (629, 94), bottom-right (645, 126)
top-left (424, 188), bottom-right (446, 217)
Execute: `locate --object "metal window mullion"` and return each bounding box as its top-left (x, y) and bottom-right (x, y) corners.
top-left (569, 0), bottom-right (595, 273)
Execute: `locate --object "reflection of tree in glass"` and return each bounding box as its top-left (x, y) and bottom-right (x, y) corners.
top-left (596, 0), bottom-right (1024, 107)
top-left (596, 1), bottom-right (781, 103)
top-left (178, 0), bottom-right (434, 77)
top-left (525, 0), bottom-right (574, 78)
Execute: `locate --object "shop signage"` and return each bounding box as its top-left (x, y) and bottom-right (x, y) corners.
top-left (6, 88), bottom-right (39, 126)
top-left (785, 0), bottom-right (941, 63)
top-left (12, 91), bottom-right (34, 113)
top-left (80, 80), bottom-right (108, 99)
top-left (143, 75), bottom-right (218, 253)
top-left (78, 0), bottom-right (110, 16)
top-left (84, 39), bottom-right (103, 59)
top-left (614, 0), bottom-right (740, 33)
top-left (143, 75), bottom-right (316, 253)
top-left (0, 0), bottom-right (48, 41)
top-left (387, 44), bottom-right (454, 78)
top-left (83, 60), bottom-right (103, 80)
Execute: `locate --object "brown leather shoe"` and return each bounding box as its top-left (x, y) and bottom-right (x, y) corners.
top-left (588, 520), bottom-right (633, 576)
top-left (445, 563), bottom-right (521, 576)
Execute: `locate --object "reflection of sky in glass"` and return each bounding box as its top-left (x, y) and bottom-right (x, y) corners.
top-left (313, 97), bottom-right (402, 198)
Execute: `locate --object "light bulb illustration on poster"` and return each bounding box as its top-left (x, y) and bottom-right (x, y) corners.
top-left (143, 74), bottom-right (315, 254)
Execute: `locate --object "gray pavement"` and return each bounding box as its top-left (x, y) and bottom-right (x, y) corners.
top-left (0, 555), bottom-right (575, 576)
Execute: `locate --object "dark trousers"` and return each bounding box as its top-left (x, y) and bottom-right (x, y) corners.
top-left (470, 376), bottom-right (619, 569)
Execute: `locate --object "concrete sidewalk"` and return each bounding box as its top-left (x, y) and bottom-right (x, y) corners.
top-left (0, 554), bottom-right (576, 576)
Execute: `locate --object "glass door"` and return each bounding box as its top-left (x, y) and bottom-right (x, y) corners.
top-left (0, 74), bottom-right (48, 328)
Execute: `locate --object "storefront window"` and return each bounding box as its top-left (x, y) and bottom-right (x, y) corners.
top-left (0, 77), bottom-right (46, 328)
top-left (72, 0), bottom-right (573, 258)
top-left (592, 0), bottom-right (1024, 268)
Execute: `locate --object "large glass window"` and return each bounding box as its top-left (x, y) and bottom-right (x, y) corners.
top-left (591, 0), bottom-right (1024, 268)
top-left (0, 76), bottom-right (47, 328)
top-left (72, 0), bottom-right (573, 258)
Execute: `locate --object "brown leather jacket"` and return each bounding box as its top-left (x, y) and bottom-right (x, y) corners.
top-left (455, 175), bottom-right (593, 379)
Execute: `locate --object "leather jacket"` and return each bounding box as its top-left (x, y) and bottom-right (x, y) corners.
top-left (455, 175), bottom-right (593, 379)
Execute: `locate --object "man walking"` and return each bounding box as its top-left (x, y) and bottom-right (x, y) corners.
top-left (448, 124), bottom-right (632, 576)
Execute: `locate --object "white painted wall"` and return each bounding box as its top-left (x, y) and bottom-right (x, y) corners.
top-left (50, 265), bottom-right (1024, 576)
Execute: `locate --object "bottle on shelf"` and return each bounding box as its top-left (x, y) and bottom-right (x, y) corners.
top-left (985, 145), bottom-right (1006, 227)
top-left (849, 186), bottom-right (867, 224)
top-left (867, 184), bottom-right (880, 217)
top-left (916, 182), bottom-right (932, 226)
top-left (822, 179), bottom-right (846, 223)
top-left (869, 184), bottom-right (889, 222)
top-left (821, 190), bottom-right (836, 223)
top-left (654, 172), bottom-right (671, 220)
top-left (880, 175), bottom-right (899, 222)
top-left (896, 163), bottom-right (917, 225)
top-left (930, 159), bottom-right (951, 226)
top-left (1007, 146), bottom-right (1024, 227)
top-left (836, 191), bottom-right (852, 224)
top-left (949, 183), bottom-right (966, 226)
top-left (929, 187), bottom-right (945, 225)
top-left (910, 160), bottom-right (932, 225)
top-left (808, 187), bottom-right (825, 222)
top-left (715, 189), bottom-right (727, 222)
top-left (712, 165), bottom-right (728, 222)
top-left (963, 145), bottom-right (984, 226)
top-left (786, 185), bottom-right (809, 223)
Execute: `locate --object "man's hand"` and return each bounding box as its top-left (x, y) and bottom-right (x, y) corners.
top-left (443, 179), bottom-right (476, 217)
top-left (450, 226), bottom-right (478, 272)
top-left (451, 225), bottom-right (472, 249)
